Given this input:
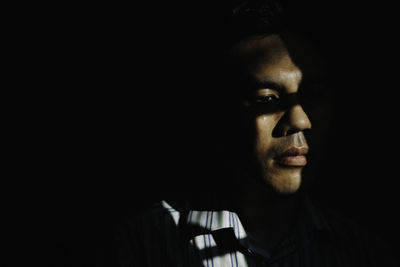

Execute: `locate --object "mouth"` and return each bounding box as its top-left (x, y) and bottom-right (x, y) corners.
top-left (274, 146), bottom-right (309, 167)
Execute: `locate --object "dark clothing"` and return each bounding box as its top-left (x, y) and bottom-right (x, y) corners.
top-left (114, 195), bottom-right (397, 267)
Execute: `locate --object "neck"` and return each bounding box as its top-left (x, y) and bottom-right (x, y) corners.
top-left (232, 179), bottom-right (301, 251)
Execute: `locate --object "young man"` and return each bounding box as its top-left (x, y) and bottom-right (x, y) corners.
top-left (115, 1), bottom-right (397, 266)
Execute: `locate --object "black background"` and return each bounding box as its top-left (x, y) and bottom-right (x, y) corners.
top-left (13, 0), bottom-right (400, 265)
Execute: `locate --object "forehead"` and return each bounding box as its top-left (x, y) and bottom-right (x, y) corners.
top-left (229, 34), bottom-right (292, 66)
top-left (227, 34), bottom-right (324, 81)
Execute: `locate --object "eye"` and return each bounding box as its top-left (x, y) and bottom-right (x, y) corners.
top-left (255, 95), bottom-right (279, 104)
top-left (241, 89), bottom-right (280, 108)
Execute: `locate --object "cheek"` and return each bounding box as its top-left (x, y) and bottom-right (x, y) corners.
top-left (254, 115), bottom-right (277, 155)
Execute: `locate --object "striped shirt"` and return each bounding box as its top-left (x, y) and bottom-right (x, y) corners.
top-left (115, 194), bottom-right (397, 267)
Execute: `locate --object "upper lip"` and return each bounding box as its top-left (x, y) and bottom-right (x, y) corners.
top-left (276, 146), bottom-right (309, 158)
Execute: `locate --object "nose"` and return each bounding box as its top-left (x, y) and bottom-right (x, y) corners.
top-left (278, 104), bottom-right (312, 136)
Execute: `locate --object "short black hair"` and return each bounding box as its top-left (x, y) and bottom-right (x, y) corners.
top-left (196, 0), bottom-right (324, 56)
top-left (188, 0), bottom-right (328, 96)
top-left (212, 0), bottom-right (287, 51)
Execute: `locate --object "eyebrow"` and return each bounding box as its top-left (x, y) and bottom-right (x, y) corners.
top-left (253, 76), bottom-right (327, 89)
top-left (238, 74), bottom-right (328, 97)
top-left (248, 77), bottom-right (287, 92)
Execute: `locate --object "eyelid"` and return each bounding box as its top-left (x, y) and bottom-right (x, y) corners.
top-left (242, 89), bottom-right (280, 107)
top-left (254, 88), bottom-right (280, 98)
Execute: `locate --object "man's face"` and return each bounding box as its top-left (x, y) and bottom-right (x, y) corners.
top-left (224, 34), bottom-right (328, 194)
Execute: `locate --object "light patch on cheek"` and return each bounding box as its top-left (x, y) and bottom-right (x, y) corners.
top-left (254, 115), bottom-right (276, 166)
top-left (255, 114), bottom-right (280, 139)
top-left (257, 114), bottom-right (275, 125)
top-left (254, 115), bottom-right (273, 149)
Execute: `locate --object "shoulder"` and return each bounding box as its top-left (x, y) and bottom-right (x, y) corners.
top-left (113, 200), bottom-right (186, 266)
top-left (116, 200), bottom-right (182, 239)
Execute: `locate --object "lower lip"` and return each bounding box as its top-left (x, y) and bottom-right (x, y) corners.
top-left (275, 155), bottom-right (307, 167)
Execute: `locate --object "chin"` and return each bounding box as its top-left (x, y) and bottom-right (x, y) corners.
top-left (265, 172), bottom-right (302, 194)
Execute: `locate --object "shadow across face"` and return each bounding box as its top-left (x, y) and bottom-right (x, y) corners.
top-left (211, 32), bottom-right (334, 193)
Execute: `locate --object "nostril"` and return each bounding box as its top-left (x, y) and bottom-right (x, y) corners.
top-left (286, 129), bottom-right (300, 136)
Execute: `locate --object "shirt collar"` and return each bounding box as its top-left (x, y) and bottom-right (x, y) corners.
top-left (162, 193), bottom-right (334, 255)
top-left (161, 199), bottom-right (247, 238)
